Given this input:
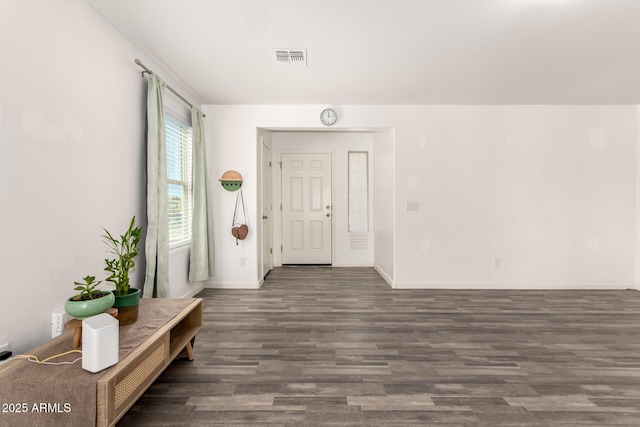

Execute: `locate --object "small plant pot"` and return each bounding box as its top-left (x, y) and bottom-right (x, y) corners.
top-left (65, 291), bottom-right (115, 320)
top-left (112, 288), bottom-right (141, 326)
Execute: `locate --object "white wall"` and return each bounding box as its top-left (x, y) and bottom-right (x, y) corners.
top-left (203, 105), bottom-right (637, 290)
top-left (272, 132), bottom-right (375, 267)
top-left (373, 130), bottom-right (395, 286)
top-left (0, 0), bottom-right (202, 353)
top-left (203, 108), bottom-right (260, 287)
top-left (393, 106), bottom-right (636, 289)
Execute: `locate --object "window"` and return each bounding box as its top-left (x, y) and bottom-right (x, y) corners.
top-left (348, 151), bottom-right (369, 233)
top-left (165, 113), bottom-right (193, 245)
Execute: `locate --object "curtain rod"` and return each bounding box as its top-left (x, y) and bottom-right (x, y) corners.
top-left (134, 58), bottom-right (205, 117)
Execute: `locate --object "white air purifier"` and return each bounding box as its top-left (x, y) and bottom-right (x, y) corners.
top-left (82, 313), bottom-right (119, 373)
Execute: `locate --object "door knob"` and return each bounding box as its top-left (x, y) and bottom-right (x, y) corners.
top-left (263, 215), bottom-right (268, 220)
top-left (326, 213), bottom-right (331, 217)
top-left (326, 205), bottom-right (331, 209)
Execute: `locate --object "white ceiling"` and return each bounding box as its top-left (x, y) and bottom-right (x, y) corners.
top-left (85, 0), bottom-right (640, 105)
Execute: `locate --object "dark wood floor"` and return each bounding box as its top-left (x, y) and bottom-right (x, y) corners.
top-left (119, 267), bottom-right (640, 426)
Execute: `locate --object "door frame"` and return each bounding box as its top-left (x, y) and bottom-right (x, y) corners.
top-left (261, 139), bottom-right (273, 277)
top-left (257, 126), bottom-right (395, 288)
top-left (272, 149), bottom-right (335, 267)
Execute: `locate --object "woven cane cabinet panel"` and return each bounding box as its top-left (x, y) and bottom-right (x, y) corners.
top-left (97, 299), bottom-right (202, 427)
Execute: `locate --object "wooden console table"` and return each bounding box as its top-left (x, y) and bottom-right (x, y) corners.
top-left (0, 298), bottom-right (202, 427)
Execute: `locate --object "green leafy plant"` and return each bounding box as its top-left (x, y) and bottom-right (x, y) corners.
top-left (103, 216), bottom-right (142, 296)
top-left (71, 275), bottom-right (106, 301)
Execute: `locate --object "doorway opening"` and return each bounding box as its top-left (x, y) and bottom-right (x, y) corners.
top-left (258, 128), bottom-right (395, 289)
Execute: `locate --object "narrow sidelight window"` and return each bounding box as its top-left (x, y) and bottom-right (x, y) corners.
top-left (348, 151), bottom-right (369, 233)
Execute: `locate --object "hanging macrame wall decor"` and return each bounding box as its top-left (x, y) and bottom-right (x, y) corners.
top-left (219, 170), bottom-right (248, 244)
top-left (231, 188), bottom-right (248, 244)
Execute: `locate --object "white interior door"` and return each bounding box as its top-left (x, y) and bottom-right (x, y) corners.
top-left (262, 142), bottom-right (273, 277)
top-left (281, 153), bottom-right (332, 264)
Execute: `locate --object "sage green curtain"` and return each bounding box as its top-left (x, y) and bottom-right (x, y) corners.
top-left (189, 108), bottom-right (215, 282)
top-left (143, 74), bottom-right (171, 298)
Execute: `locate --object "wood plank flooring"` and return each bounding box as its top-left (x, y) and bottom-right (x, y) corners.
top-left (118, 267), bottom-right (640, 426)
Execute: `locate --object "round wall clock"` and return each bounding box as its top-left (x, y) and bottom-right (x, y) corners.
top-left (320, 108), bottom-right (337, 126)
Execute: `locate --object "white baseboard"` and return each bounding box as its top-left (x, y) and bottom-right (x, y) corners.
top-left (394, 282), bottom-right (635, 290)
top-left (373, 265), bottom-right (394, 288)
top-left (331, 263), bottom-right (375, 267)
top-left (177, 284), bottom-right (205, 298)
top-left (204, 281), bottom-right (262, 289)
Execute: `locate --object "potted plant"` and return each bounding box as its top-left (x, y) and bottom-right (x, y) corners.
top-left (103, 216), bottom-right (142, 325)
top-left (64, 275), bottom-right (115, 319)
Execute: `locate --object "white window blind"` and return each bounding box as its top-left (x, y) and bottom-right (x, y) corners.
top-left (348, 151), bottom-right (369, 233)
top-left (165, 113), bottom-right (193, 246)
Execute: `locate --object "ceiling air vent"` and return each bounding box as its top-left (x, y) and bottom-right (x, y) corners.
top-left (272, 49), bottom-right (307, 66)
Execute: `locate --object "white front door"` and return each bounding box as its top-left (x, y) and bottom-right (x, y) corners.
top-left (281, 153), bottom-right (332, 264)
top-left (262, 142), bottom-right (273, 277)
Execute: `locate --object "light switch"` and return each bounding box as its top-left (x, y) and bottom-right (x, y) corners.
top-left (406, 201), bottom-right (420, 212)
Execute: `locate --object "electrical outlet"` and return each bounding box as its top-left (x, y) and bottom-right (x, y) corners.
top-left (51, 310), bottom-right (67, 338)
top-left (494, 257), bottom-right (502, 268)
top-left (240, 256), bottom-right (247, 267)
